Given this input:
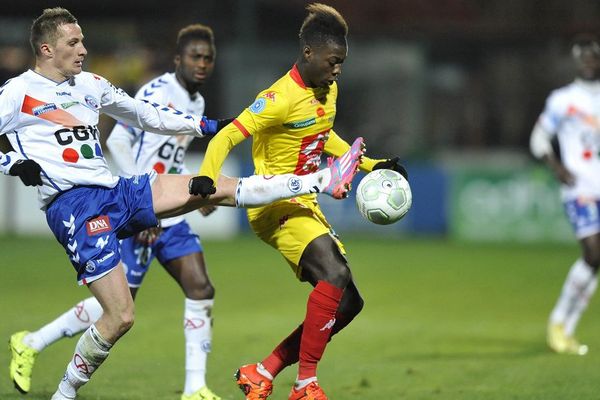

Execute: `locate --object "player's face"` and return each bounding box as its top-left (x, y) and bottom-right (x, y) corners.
top-left (175, 40), bottom-right (215, 87)
top-left (575, 47), bottom-right (600, 81)
top-left (304, 41), bottom-right (347, 88)
top-left (50, 23), bottom-right (87, 78)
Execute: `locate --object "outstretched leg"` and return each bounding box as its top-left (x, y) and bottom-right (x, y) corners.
top-left (152, 137), bottom-right (364, 218)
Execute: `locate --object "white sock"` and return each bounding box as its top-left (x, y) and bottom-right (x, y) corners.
top-left (235, 171), bottom-right (332, 208)
top-left (256, 362), bottom-right (274, 381)
top-left (24, 297), bottom-right (103, 352)
top-left (55, 324), bottom-right (112, 399)
top-left (564, 274), bottom-right (597, 336)
top-left (183, 298), bottom-right (213, 395)
top-left (550, 259), bottom-right (595, 325)
top-left (294, 376), bottom-right (317, 390)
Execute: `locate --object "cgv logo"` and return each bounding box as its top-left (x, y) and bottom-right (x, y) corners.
top-left (86, 216), bottom-right (112, 236)
top-left (55, 125), bottom-right (99, 146)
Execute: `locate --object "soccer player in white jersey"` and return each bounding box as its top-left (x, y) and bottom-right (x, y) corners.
top-left (530, 34), bottom-right (600, 355)
top-left (7, 24), bottom-right (225, 400)
top-left (0, 8), bottom-right (363, 399)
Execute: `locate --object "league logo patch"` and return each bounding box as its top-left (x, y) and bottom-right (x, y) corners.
top-left (201, 340), bottom-right (212, 353)
top-left (84, 95), bottom-right (99, 109)
top-left (86, 216), bottom-right (112, 236)
top-left (288, 177), bottom-right (302, 193)
top-left (85, 260), bottom-right (96, 273)
top-left (249, 98), bottom-right (266, 114)
top-left (32, 103), bottom-right (58, 116)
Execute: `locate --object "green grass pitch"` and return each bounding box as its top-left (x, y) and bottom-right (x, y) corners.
top-left (1, 235), bottom-right (598, 399)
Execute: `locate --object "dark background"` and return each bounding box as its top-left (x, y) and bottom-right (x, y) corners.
top-left (1, 0), bottom-right (599, 159)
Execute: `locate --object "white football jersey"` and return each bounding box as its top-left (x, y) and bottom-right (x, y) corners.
top-left (538, 79), bottom-right (600, 200)
top-left (0, 69), bottom-right (205, 209)
top-left (109, 72), bottom-right (206, 227)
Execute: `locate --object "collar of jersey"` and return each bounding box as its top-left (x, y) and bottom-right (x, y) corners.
top-left (575, 78), bottom-right (600, 93)
top-left (289, 64), bottom-right (307, 89)
top-left (28, 69), bottom-right (71, 86)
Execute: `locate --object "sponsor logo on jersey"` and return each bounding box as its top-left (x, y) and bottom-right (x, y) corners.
top-left (317, 107), bottom-right (325, 117)
top-left (56, 91), bottom-right (72, 96)
top-left (284, 117), bottom-right (316, 129)
top-left (32, 103), bottom-right (58, 116)
top-left (86, 215), bottom-right (112, 236)
top-left (249, 98), bottom-right (266, 114)
top-left (61, 101), bottom-right (79, 109)
top-left (84, 95), bottom-right (99, 109)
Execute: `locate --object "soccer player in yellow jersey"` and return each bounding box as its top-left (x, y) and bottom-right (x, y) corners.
top-left (192, 3), bottom-right (407, 400)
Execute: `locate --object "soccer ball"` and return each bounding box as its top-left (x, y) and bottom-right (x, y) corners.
top-left (355, 169), bottom-right (412, 225)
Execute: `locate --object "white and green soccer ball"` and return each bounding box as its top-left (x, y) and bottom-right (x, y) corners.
top-left (355, 169), bottom-right (412, 225)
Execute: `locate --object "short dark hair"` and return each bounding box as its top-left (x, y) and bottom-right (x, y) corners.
top-left (30, 7), bottom-right (78, 56)
top-left (299, 3), bottom-right (348, 47)
top-left (571, 33), bottom-right (600, 59)
top-left (176, 24), bottom-right (215, 55)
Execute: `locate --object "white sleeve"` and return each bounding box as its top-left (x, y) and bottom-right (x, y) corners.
top-left (0, 79), bottom-right (21, 135)
top-left (530, 122), bottom-right (554, 159)
top-left (106, 121), bottom-right (142, 177)
top-left (0, 150), bottom-right (26, 175)
top-left (98, 77), bottom-right (205, 137)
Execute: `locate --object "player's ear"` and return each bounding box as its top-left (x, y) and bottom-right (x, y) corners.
top-left (302, 45), bottom-right (312, 62)
top-left (174, 54), bottom-right (181, 68)
top-left (39, 43), bottom-right (53, 58)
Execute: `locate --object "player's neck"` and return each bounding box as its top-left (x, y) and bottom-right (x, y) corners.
top-left (34, 63), bottom-right (70, 84)
top-left (175, 73), bottom-right (201, 96)
top-left (294, 62), bottom-right (313, 88)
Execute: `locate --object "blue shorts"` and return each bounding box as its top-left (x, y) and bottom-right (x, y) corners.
top-left (564, 197), bottom-right (600, 239)
top-left (120, 220), bottom-right (203, 287)
top-left (46, 174), bottom-right (158, 285)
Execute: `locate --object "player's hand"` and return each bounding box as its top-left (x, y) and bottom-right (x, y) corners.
top-left (373, 157), bottom-right (408, 180)
top-left (135, 226), bottom-right (162, 246)
top-left (189, 176), bottom-right (217, 197)
top-left (200, 117), bottom-right (234, 135)
top-left (216, 118), bottom-right (234, 132)
top-left (199, 205), bottom-right (218, 217)
top-left (9, 159), bottom-right (43, 186)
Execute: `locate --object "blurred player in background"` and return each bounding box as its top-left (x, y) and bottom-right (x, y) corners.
top-left (0, 7), bottom-right (362, 399)
top-left (8, 24), bottom-right (223, 400)
top-left (530, 34), bottom-right (600, 355)
top-left (193, 3), bottom-right (407, 399)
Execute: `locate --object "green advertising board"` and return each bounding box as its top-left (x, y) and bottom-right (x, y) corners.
top-left (450, 166), bottom-right (573, 242)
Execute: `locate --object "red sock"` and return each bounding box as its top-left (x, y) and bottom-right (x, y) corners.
top-left (297, 281), bottom-right (343, 380)
top-left (261, 325), bottom-right (303, 377)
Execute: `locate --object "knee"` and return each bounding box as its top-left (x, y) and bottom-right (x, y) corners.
top-left (340, 292), bottom-right (364, 318)
top-left (583, 250), bottom-right (600, 271)
top-left (106, 305), bottom-right (135, 337)
top-left (117, 308), bottom-right (135, 335)
top-left (325, 264), bottom-right (351, 288)
top-left (184, 281), bottom-right (215, 300)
